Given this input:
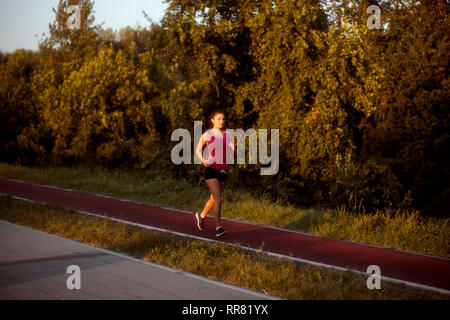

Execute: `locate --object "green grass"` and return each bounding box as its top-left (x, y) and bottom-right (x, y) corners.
top-left (0, 163), bottom-right (448, 258)
top-left (0, 195), bottom-right (447, 300)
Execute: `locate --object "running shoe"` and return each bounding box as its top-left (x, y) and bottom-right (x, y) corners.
top-left (215, 226), bottom-right (227, 237)
top-left (195, 212), bottom-right (205, 231)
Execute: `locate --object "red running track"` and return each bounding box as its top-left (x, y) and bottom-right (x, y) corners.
top-left (0, 178), bottom-right (449, 293)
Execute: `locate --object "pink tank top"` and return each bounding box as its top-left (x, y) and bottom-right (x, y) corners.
top-left (205, 129), bottom-right (231, 170)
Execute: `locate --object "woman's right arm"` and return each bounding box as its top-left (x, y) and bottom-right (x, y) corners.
top-left (196, 131), bottom-right (210, 167)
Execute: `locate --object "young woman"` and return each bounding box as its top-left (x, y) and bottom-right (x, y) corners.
top-left (195, 110), bottom-right (235, 237)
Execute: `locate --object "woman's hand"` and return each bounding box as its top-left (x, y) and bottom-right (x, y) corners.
top-left (202, 158), bottom-right (210, 167)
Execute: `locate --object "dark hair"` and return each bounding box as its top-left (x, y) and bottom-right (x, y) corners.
top-left (207, 109), bottom-right (226, 130)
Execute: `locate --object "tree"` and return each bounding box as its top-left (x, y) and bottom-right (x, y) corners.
top-left (362, 0), bottom-right (450, 213)
top-left (0, 50), bottom-right (39, 163)
top-left (160, 0), bottom-right (260, 130)
top-left (26, 0), bottom-right (100, 164)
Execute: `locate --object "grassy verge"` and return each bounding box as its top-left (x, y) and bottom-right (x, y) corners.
top-left (0, 195), bottom-right (447, 300)
top-left (0, 163), bottom-right (448, 258)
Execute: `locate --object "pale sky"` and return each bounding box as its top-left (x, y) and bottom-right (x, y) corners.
top-left (0, 0), bottom-right (169, 53)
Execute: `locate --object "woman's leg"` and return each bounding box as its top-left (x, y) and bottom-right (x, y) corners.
top-left (201, 181), bottom-right (225, 218)
top-left (204, 179), bottom-right (225, 228)
top-left (200, 194), bottom-right (214, 217)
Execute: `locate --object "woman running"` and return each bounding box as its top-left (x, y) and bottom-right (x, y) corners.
top-left (195, 109), bottom-right (235, 237)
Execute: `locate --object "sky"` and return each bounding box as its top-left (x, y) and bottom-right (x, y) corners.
top-left (0, 0), bottom-right (169, 53)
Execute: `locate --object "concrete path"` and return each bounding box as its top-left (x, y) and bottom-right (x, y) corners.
top-left (0, 220), bottom-right (278, 300)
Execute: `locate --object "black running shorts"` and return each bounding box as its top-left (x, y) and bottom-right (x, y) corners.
top-left (204, 167), bottom-right (228, 182)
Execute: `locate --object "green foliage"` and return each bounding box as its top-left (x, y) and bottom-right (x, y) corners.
top-left (360, 0), bottom-right (450, 213)
top-left (39, 45), bottom-right (159, 165)
top-left (0, 49), bottom-right (40, 163)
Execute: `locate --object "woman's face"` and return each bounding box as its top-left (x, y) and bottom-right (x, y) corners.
top-left (211, 113), bottom-right (225, 129)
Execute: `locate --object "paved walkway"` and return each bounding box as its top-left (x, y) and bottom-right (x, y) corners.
top-left (0, 220), bottom-right (277, 300)
top-left (0, 178), bottom-right (449, 294)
